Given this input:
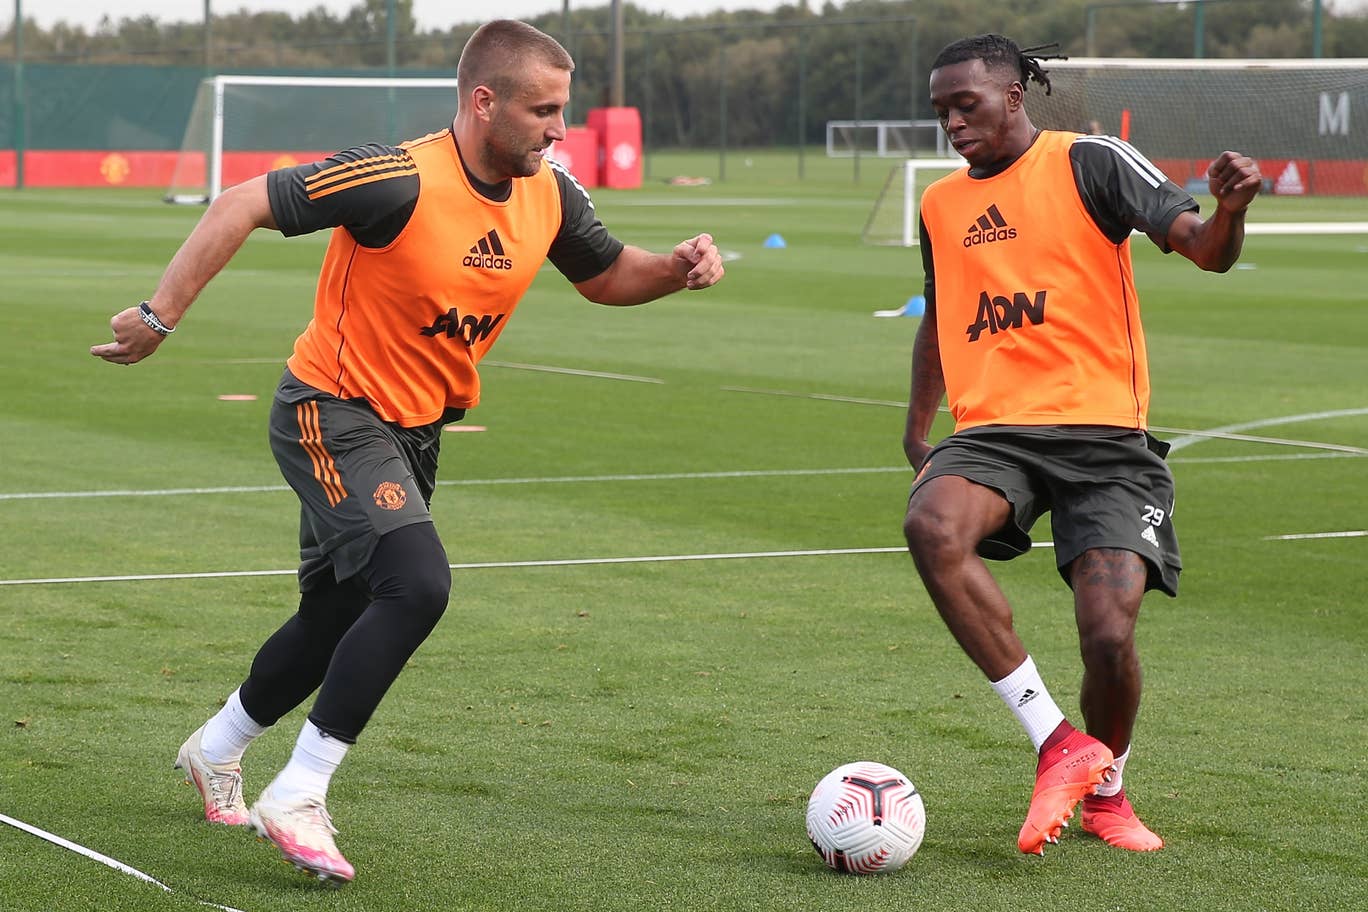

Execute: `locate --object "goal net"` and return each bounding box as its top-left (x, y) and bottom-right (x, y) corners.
top-left (1025, 58), bottom-right (1368, 197)
top-left (862, 158), bottom-right (964, 246)
top-left (166, 75), bottom-right (461, 204)
top-left (864, 57), bottom-right (1368, 246)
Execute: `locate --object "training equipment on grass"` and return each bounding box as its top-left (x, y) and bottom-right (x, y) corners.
top-left (806, 761), bottom-right (925, 874)
top-left (873, 295), bottom-right (925, 318)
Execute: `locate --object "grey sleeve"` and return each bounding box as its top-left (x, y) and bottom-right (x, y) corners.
top-left (1068, 135), bottom-right (1199, 250)
top-left (919, 216), bottom-right (935, 304)
top-left (546, 162), bottom-right (625, 283)
top-left (266, 143), bottom-right (420, 248)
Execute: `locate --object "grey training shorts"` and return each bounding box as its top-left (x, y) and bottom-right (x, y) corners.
top-left (269, 370), bottom-right (461, 590)
top-left (908, 425), bottom-right (1181, 596)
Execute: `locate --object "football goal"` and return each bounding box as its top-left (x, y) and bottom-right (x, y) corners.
top-left (165, 75), bottom-right (461, 204)
top-left (825, 120), bottom-right (953, 159)
top-left (861, 158), bottom-right (964, 247)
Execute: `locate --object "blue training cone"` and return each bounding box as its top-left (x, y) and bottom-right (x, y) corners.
top-left (873, 294), bottom-right (925, 319)
top-left (762, 233), bottom-right (787, 249)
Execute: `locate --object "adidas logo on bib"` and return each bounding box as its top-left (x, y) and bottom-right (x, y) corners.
top-left (963, 204), bottom-right (1017, 247)
top-left (463, 229), bottom-right (513, 270)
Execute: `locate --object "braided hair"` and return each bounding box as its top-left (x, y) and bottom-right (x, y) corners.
top-left (931, 34), bottom-right (1066, 96)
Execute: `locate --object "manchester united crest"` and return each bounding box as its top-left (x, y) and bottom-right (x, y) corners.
top-left (373, 481), bottom-right (407, 510)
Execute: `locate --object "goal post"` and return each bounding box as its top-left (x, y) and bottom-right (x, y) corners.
top-left (166, 75), bottom-right (461, 204)
top-left (826, 120), bottom-right (955, 159)
top-left (861, 158), bottom-right (964, 247)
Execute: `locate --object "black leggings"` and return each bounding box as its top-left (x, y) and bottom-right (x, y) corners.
top-left (238, 522), bottom-right (451, 742)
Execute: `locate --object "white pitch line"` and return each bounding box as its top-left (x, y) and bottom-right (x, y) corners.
top-left (0, 467), bottom-right (910, 502)
top-left (0, 547), bottom-right (911, 587)
top-left (1244, 222), bottom-right (1368, 235)
top-left (1172, 452), bottom-right (1363, 464)
top-left (483, 360), bottom-right (663, 383)
top-left (1150, 423), bottom-right (1368, 456)
top-left (1263, 530), bottom-right (1367, 541)
top-left (608, 197), bottom-right (796, 207)
top-left (722, 385), bottom-right (912, 409)
top-left (4, 448), bottom-right (1364, 504)
top-left (437, 466), bottom-right (906, 486)
top-left (9, 525), bottom-right (1344, 588)
top-left (0, 811), bottom-right (247, 912)
top-left (0, 484), bottom-right (292, 501)
top-left (720, 388), bottom-right (1368, 456)
top-left (1159, 408), bottom-right (1368, 452)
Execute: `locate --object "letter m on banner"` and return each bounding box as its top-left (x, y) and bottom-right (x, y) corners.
top-left (1319, 92), bottom-right (1350, 136)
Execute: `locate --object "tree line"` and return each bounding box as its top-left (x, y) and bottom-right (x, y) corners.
top-left (4, 0), bottom-right (1367, 148)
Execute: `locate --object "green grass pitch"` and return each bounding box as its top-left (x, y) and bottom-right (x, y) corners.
top-left (2, 151), bottom-right (1366, 911)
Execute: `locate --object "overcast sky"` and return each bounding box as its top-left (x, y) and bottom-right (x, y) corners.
top-left (15, 1), bottom-right (793, 32)
top-left (12, 0), bottom-right (1365, 32)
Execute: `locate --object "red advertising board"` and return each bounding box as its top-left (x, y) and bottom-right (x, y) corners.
top-left (585, 107), bottom-right (642, 189)
top-left (3, 148), bottom-right (1365, 196)
top-left (1154, 157), bottom-right (1368, 196)
top-left (547, 126), bottom-right (599, 187)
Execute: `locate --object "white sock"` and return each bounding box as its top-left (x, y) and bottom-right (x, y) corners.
top-left (1095, 746), bottom-right (1130, 797)
top-left (199, 688), bottom-right (268, 766)
top-left (991, 656), bottom-right (1067, 752)
top-left (268, 720), bottom-right (351, 805)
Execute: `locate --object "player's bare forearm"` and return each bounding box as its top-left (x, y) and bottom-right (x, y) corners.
top-left (1170, 204), bottom-right (1248, 274)
top-left (1168, 151), bottom-right (1260, 274)
top-left (90, 176), bottom-right (277, 364)
top-left (903, 309), bottom-right (945, 469)
top-left (574, 234), bottom-right (724, 306)
top-left (154, 177), bottom-right (279, 323)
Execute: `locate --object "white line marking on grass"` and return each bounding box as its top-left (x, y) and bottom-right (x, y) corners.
top-left (721, 389), bottom-right (1368, 456)
top-left (722, 385), bottom-right (913, 408)
top-left (1171, 452), bottom-right (1363, 464)
top-left (483, 360), bottom-right (663, 383)
top-left (1263, 530), bottom-right (1367, 541)
top-left (0, 812), bottom-right (247, 912)
top-left (454, 546), bottom-right (911, 569)
top-left (1244, 222), bottom-right (1368, 235)
top-left (0, 467), bottom-right (911, 502)
top-left (1158, 409), bottom-right (1368, 452)
top-left (5, 448), bottom-right (1363, 504)
top-left (0, 547), bottom-right (909, 587)
top-left (9, 448), bottom-right (1357, 503)
top-left (1, 568), bottom-right (298, 585)
top-left (609, 197), bottom-right (796, 207)
top-left (0, 484), bottom-right (293, 501)
top-left (1151, 422), bottom-right (1368, 456)
top-left (435, 467), bottom-right (908, 487)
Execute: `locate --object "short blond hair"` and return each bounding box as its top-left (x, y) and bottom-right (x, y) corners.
top-left (457, 20), bottom-right (574, 99)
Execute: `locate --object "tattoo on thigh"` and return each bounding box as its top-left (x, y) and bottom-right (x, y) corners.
top-left (1075, 549), bottom-right (1146, 591)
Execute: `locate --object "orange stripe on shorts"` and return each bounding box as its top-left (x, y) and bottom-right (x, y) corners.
top-left (295, 402), bottom-right (348, 507)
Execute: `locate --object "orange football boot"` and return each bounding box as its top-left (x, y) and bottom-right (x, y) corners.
top-left (1017, 722), bottom-right (1114, 855)
top-left (1082, 791), bottom-right (1164, 851)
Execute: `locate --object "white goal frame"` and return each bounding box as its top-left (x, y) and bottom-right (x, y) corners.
top-left (862, 158), bottom-right (964, 247)
top-left (169, 75), bottom-right (461, 204)
top-left (825, 120), bottom-right (956, 159)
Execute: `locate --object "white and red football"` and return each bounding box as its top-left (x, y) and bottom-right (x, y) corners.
top-left (806, 760), bottom-right (926, 874)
